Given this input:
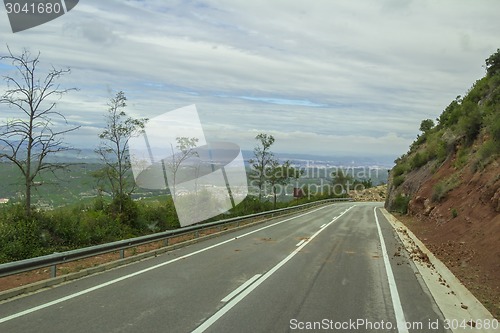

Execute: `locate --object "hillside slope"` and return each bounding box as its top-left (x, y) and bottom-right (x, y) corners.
top-left (385, 50), bottom-right (500, 318)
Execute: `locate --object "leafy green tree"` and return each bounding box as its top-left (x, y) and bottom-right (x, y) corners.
top-left (95, 91), bottom-right (147, 215)
top-left (419, 119), bottom-right (435, 133)
top-left (438, 96), bottom-right (461, 127)
top-left (331, 169), bottom-right (353, 196)
top-left (458, 100), bottom-right (482, 145)
top-left (249, 133), bottom-right (276, 200)
top-left (485, 48), bottom-right (500, 77)
top-left (360, 178), bottom-right (373, 188)
top-left (0, 48), bottom-right (79, 217)
top-left (268, 160), bottom-right (301, 209)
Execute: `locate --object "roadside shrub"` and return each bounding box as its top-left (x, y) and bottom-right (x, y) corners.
top-left (457, 101), bottom-right (482, 145)
top-left (451, 208), bottom-right (458, 218)
top-left (410, 151), bottom-right (429, 169)
top-left (432, 175), bottom-right (460, 202)
top-left (453, 147), bottom-right (470, 169)
top-left (432, 182), bottom-right (446, 202)
top-left (0, 204), bottom-right (46, 262)
top-left (392, 163), bottom-right (408, 177)
top-left (392, 175), bottom-right (405, 188)
top-left (231, 195), bottom-right (272, 215)
top-left (79, 210), bottom-right (123, 244)
top-left (392, 194), bottom-right (410, 214)
top-left (475, 140), bottom-right (500, 170)
top-left (108, 194), bottom-right (140, 229)
top-left (47, 208), bottom-right (82, 247)
top-left (138, 198), bottom-right (181, 231)
top-left (427, 137), bottom-right (447, 163)
top-left (486, 111), bottom-right (500, 142)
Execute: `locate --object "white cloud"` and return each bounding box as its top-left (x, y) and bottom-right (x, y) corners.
top-left (0, 0), bottom-right (499, 162)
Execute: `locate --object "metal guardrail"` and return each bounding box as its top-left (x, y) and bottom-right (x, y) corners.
top-left (0, 198), bottom-right (352, 279)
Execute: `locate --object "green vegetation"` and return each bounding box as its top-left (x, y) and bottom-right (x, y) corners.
top-left (392, 194), bottom-right (410, 214)
top-left (392, 163), bottom-right (408, 177)
top-left (95, 91), bottom-right (148, 225)
top-left (392, 175), bottom-right (405, 188)
top-left (0, 148), bottom-right (382, 264)
top-left (388, 49), bottom-right (500, 212)
top-left (0, 48), bottom-right (79, 218)
top-left (0, 50), bottom-right (386, 265)
top-left (431, 174), bottom-right (460, 203)
top-left (0, 197), bottom-right (178, 263)
top-left (486, 48), bottom-right (500, 77)
top-left (419, 119), bottom-right (435, 133)
top-left (409, 151), bottom-right (429, 170)
top-left (453, 146), bottom-right (470, 169)
top-left (0, 184), bottom-right (347, 263)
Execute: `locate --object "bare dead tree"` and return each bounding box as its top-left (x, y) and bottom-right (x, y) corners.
top-left (0, 47), bottom-right (80, 217)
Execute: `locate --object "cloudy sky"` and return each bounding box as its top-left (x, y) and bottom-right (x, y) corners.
top-left (0, 0), bottom-right (499, 164)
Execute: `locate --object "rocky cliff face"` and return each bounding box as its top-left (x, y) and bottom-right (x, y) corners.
top-left (385, 49), bottom-right (500, 317)
top-left (386, 150), bottom-right (500, 317)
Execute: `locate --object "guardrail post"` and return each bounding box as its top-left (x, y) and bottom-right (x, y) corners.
top-left (50, 265), bottom-right (57, 278)
top-left (163, 238), bottom-right (169, 247)
top-left (120, 249), bottom-right (125, 259)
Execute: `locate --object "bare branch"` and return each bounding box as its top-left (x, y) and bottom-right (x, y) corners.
top-left (0, 47), bottom-right (79, 217)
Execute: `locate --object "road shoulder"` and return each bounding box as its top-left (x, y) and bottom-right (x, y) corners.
top-left (380, 208), bottom-right (497, 333)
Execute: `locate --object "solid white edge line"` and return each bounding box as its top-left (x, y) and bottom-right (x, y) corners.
top-left (296, 239), bottom-right (306, 247)
top-left (0, 203), bottom-right (336, 324)
top-left (192, 205), bottom-right (356, 333)
top-left (221, 274), bottom-right (262, 303)
top-left (373, 207), bottom-right (409, 333)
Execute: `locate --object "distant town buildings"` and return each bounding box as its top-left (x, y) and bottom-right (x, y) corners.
top-left (0, 198), bottom-right (9, 204)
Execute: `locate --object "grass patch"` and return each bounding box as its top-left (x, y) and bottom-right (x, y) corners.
top-left (453, 147), bottom-right (470, 169)
top-left (393, 175), bottom-right (405, 188)
top-left (432, 174), bottom-right (460, 203)
top-left (392, 163), bottom-right (408, 177)
top-left (475, 140), bottom-right (500, 170)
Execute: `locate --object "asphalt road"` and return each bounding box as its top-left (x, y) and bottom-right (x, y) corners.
top-left (0, 202), bottom-right (449, 332)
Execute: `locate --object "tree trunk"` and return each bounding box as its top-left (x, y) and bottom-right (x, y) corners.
top-left (25, 122), bottom-right (33, 218)
top-left (273, 185), bottom-right (277, 209)
top-left (25, 175), bottom-right (31, 217)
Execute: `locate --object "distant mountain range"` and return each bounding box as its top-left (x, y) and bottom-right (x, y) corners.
top-left (1, 143), bottom-right (394, 168)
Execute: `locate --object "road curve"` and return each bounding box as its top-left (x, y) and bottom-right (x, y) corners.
top-left (0, 202), bottom-right (448, 333)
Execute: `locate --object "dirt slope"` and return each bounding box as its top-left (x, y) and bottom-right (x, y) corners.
top-left (359, 158), bottom-right (499, 316)
top-left (387, 149), bottom-right (500, 318)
